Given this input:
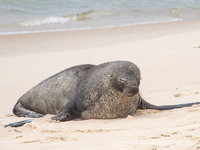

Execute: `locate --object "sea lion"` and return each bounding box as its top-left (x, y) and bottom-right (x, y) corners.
top-left (5, 61), bottom-right (200, 127)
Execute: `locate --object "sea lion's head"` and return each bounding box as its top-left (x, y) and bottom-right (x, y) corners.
top-left (107, 61), bottom-right (141, 97)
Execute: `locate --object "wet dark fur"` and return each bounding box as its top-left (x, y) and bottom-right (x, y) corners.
top-left (13, 64), bottom-right (95, 118)
top-left (6, 61), bottom-right (200, 127)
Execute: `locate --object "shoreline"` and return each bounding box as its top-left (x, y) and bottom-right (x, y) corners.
top-left (1, 19), bottom-right (200, 57)
top-left (0, 18), bottom-right (183, 36)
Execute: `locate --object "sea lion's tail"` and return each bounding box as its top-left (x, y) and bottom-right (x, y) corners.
top-left (138, 96), bottom-right (200, 110)
top-left (4, 119), bottom-right (34, 128)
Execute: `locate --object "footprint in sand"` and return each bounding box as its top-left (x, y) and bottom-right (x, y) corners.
top-left (141, 132), bottom-right (178, 140)
top-left (40, 129), bottom-right (63, 133)
top-left (174, 92), bottom-right (200, 97)
top-left (174, 94), bottom-right (184, 97)
top-left (23, 139), bottom-right (41, 143)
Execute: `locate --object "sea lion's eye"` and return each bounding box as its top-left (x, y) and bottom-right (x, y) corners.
top-left (120, 78), bottom-right (127, 82)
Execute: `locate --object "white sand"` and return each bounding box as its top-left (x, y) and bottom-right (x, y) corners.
top-left (0, 20), bottom-right (200, 150)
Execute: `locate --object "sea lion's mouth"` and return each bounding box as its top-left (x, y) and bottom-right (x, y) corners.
top-left (127, 93), bottom-right (138, 97)
top-left (127, 86), bottom-right (139, 97)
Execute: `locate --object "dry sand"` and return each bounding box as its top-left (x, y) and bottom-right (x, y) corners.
top-left (0, 20), bottom-right (200, 150)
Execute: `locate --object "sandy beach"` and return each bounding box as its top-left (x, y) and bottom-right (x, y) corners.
top-left (0, 20), bottom-right (200, 150)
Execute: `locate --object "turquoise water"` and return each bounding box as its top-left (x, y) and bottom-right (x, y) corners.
top-left (1, 0), bottom-right (200, 35)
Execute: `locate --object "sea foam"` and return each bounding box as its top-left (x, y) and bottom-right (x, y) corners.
top-left (19, 16), bottom-right (77, 26)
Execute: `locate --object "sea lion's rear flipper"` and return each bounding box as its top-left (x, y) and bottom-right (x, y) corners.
top-left (4, 119), bottom-right (34, 128)
top-left (5, 101), bottom-right (43, 127)
top-left (13, 102), bottom-right (44, 118)
top-left (138, 96), bottom-right (200, 110)
top-left (51, 100), bottom-right (79, 121)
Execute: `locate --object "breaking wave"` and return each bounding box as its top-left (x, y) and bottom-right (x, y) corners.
top-left (19, 16), bottom-right (77, 26)
top-left (18, 10), bottom-right (94, 27)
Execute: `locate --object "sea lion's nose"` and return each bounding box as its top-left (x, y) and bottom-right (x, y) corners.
top-left (132, 86), bottom-right (139, 94)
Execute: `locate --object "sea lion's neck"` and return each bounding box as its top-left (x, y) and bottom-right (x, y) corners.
top-left (81, 89), bottom-right (133, 119)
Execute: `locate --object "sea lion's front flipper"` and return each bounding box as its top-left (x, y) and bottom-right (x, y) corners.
top-left (145, 101), bottom-right (200, 110)
top-left (138, 95), bottom-right (200, 110)
top-left (51, 100), bottom-right (79, 121)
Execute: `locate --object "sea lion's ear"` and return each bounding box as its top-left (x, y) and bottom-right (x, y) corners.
top-left (107, 74), bottom-right (113, 77)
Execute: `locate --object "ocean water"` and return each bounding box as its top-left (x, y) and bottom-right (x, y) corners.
top-left (1, 0), bottom-right (200, 35)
